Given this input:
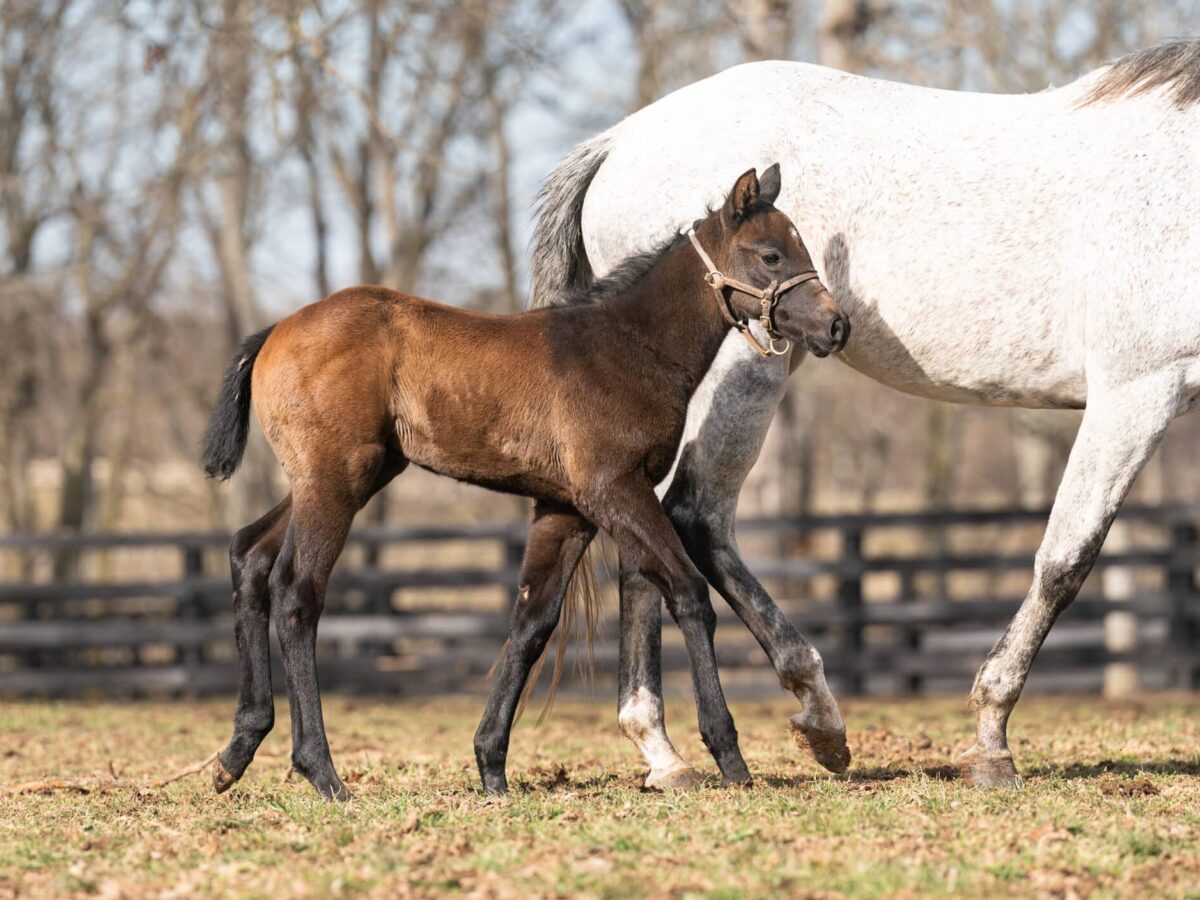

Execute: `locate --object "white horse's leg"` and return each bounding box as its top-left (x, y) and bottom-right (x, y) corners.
top-left (960, 375), bottom-right (1181, 786)
top-left (618, 340), bottom-right (847, 784)
top-left (664, 484), bottom-right (849, 773)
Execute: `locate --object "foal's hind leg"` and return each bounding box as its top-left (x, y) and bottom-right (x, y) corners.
top-left (272, 447), bottom-right (400, 800)
top-left (961, 377), bottom-right (1178, 786)
top-left (213, 494), bottom-right (293, 794)
top-left (475, 500), bottom-right (596, 794)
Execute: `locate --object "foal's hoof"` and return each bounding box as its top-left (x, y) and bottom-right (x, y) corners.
top-left (789, 716), bottom-right (851, 774)
top-left (316, 779), bottom-right (352, 802)
top-left (212, 759), bottom-right (239, 795)
top-left (297, 766), bottom-right (353, 801)
top-left (957, 747), bottom-right (1022, 788)
top-left (644, 765), bottom-right (704, 791)
top-left (721, 772), bottom-right (753, 789)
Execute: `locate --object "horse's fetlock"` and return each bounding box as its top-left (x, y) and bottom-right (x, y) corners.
top-left (972, 662), bottom-right (1022, 711)
top-left (235, 708), bottom-right (274, 740)
top-left (473, 736), bottom-right (506, 772)
top-left (777, 645), bottom-right (823, 691)
top-left (698, 715), bottom-right (737, 754)
top-left (618, 691), bottom-right (661, 742)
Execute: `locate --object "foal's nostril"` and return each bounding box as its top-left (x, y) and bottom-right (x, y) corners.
top-left (830, 316), bottom-right (850, 349)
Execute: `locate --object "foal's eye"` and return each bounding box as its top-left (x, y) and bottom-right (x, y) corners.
top-left (761, 251), bottom-right (781, 265)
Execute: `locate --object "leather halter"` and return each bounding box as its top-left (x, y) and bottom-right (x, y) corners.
top-left (685, 228), bottom-right (821, 357)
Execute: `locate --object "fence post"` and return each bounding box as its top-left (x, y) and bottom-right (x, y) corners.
top-left (838, 525), bottom-right (864, 695)
top-left (1102, 521), bottom-right (1137, 698)
top-left (361, 535), bottom-right (392, 615)
top-left (898, 570), bottom-right (920, 696)
top-left (1167, 520), bottom-right (1198, 689)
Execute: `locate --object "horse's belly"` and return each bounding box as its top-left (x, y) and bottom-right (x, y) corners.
top-left (393, 393), bottom-right (573, 502)
top-left (834, 296), bottom-right (1089, 408)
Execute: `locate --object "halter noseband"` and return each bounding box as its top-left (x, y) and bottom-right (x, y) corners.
top-left (685, 228), bottom-right (821, 358)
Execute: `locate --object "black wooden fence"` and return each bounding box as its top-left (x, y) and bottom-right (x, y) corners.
top-left (1, 506), bottom-right (1198, 699)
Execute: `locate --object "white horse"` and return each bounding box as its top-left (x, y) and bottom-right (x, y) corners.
top-left (529, 40), bottom-right (1200, 788)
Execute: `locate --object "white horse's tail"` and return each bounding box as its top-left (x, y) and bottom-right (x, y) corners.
top-left (529, 130), bottom-right (614, 308)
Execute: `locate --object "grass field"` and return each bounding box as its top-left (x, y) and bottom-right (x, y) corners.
top-left (2, 693), bottom-right (1199, 898)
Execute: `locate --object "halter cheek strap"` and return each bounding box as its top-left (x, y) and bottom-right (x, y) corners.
top-left (684, 228), bottom-right (821, 358)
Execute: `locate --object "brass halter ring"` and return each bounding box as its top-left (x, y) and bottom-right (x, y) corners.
top-left (685, 228), bottom-right (820, 358)
top-left (757, 289), bottom-right (792, 356)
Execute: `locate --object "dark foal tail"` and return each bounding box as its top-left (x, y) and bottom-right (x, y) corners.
top-left (527, 543), bottom-right (604, 724)
top-left (201, 324), bottom-right (276, 480)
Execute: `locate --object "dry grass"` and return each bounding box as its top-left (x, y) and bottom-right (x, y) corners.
top-left (2, 694), bottom-right (1199, 898)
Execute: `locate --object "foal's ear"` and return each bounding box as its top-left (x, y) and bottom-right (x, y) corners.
top-left (722, 167), bottom-right (760, 227)
top-left (758, 163), bottom-right (782, 205)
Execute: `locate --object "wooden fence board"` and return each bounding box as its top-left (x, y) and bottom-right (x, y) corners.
top-left (2, 505), bottom-right (1198, 697)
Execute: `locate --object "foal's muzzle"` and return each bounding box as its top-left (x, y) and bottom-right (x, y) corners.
top-left (776, 283), bottom-right (851, 358)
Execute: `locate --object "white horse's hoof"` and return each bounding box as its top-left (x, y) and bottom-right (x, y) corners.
top-left (643, 765), bottom-right (704, 791)
top-left (789, 716), bottom-right (851, 774)
top-left (957, 747), bottom-right (1022, 788)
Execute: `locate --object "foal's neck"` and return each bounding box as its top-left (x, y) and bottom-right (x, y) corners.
top-left (601, 226), bottom-right (733, 383)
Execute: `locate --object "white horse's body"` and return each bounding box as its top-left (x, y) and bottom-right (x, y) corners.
top-left (584, 61), bottom-right (1200, 410)
top-left (532, 45), bottom-right (1200, 786)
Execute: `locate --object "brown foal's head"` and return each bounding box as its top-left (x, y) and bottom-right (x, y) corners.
top-left (709, 164), bottom-right (850, 357)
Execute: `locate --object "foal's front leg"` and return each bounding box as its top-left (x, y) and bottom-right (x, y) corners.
top-left (618, 570), bottom-right (704, 789)
top-left (474, 501), bottom-right (596, 794)
top-left (616, 343), bottom-right (847, 782)
top-left (589, 477), bottom-right (751, 786)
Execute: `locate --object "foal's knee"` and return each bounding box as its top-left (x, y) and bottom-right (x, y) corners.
top-left (665, 575), bottom-right (716, 635)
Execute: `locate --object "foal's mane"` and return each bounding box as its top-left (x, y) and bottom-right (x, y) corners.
top-left (550, 230), bottom-right (688, 308)
top-left (1083, 38), bottom-right (1200, 109)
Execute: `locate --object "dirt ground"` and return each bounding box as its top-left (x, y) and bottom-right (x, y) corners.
top-left (2, 693), bottom-right (1198, 898)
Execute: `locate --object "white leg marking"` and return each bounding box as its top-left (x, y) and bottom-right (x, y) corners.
top-left (618, 687), bottom-right (696, 784)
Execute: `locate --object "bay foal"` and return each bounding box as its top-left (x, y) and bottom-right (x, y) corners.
top-left (201, 166), bottom-right (849, 799)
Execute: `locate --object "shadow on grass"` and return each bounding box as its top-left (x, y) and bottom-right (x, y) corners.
top-left (1026, 758), bottom-right (1200, 779)
top-left (492, 756), bottom-right (1200, 797)
top-left (756, 757), bottom-right (1200, 789)
top-left (754, 765), bottom-right (961, 789)
top-left (510, 769), bottom-right (623, 793)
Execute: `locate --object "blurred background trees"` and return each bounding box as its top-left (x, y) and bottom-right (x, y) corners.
top-left (1, 0), bottom-right (1198, 540)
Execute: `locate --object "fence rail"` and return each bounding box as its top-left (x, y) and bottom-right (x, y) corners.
top-left (1, 506), bottom-right (1198, 699)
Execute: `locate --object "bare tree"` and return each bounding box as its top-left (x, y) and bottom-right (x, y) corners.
top-left (819, 0), bottom-right (871, 71)
top-left (51, 19), bottom-right (203, 573)
top-left (726, 0), bottom-right (796, 61)
top-left (0, 1), bottom-right (73, 538)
